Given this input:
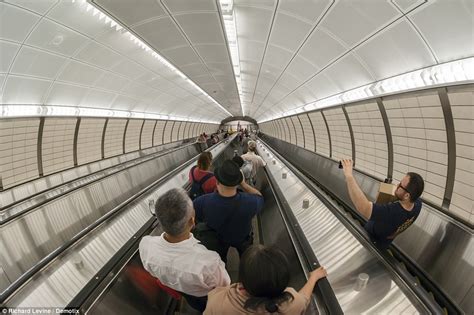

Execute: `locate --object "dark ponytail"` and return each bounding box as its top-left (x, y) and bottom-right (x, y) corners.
top-left (244, 292), bottom-right (294, 313)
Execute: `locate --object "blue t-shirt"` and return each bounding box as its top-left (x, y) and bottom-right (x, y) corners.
top-left (365, 199), bottom-right (422, 249)
top-left (193, 192), bottom-right (264, 245)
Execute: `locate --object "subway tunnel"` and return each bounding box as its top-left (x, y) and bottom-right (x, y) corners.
top-left (0, 0), bottom-right (472, 314)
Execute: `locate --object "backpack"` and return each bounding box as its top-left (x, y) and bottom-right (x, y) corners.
top-left (241, 160), bottom-right (253, 182)
top-left (189, 166), bottom-right (214, 200)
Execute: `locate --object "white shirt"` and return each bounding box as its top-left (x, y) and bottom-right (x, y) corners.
top-left (139, 233), bottom-right (231, 297)
top-left (241, 151), bottom-right (267, 178)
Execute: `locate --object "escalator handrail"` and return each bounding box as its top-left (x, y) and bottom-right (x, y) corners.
top-left (0, 136), bottom-right (233, 304)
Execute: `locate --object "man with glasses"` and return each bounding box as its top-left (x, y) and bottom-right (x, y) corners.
top-left (341, 159), bottom-right (424, 250)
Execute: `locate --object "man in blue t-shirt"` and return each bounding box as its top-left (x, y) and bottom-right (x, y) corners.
top-left (193, 160), bottom-right (264, 262)
top-left (341, 159), bottom-right (424, 250)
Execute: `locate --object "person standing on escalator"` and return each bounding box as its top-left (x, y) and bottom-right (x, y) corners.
top-left (341, 159), bottom-right (424, 250)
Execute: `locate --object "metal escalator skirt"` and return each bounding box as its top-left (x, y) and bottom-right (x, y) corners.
top-left (3, 139), bottom-right (232, 308)
top-left (256, 142), bottom-right (422, 314)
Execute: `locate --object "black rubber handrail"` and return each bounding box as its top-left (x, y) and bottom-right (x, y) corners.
top-left (262, 166), bottom-right (343, 315)
top-left (259, 136), bottom-right (459, 315)
top-left (0, 139), bottom-right (196, 213)
top-left (0, 136), bottom-right (234, 303)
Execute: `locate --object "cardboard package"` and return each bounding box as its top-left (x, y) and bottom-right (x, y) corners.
top-left (376, 182), bottom-right (398, 204)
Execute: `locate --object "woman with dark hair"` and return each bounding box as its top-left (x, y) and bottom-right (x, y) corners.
top-left (188, 152), bottom-right (217, 199)
top-left (204, 244), bottom-right (327, 314)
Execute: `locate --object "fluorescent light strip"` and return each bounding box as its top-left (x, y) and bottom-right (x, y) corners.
top-left (258, 57), bottom-right (474, 123)
top-left (76, 0), bottom-right (232, 117)
top-left (0, 105), bottom-right (219, 123)
top-left (219, 0), bottom-right (245, 116)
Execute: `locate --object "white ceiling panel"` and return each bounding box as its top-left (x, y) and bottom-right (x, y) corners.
top-left (269, 12), bottom-right (313, 52)
top-left (298, 28), bottom-right (346, 68)
top-left (80, 89), bottom-right (116, 108)
top-left (46, 82), bottom-right (89, 106)
top-left (179, 63), bottom-right (208, 77)
top-left (0, 40), bottom-right (21, 73)
top-left (161, 46), bottom-right (201, 66)
top-left (57, 60), bottom-right (104, 86)
top-left (110, 94), bottom-right (140, 111)
top-left (354, 19), bottom-right (435, 80)
top-left (0, 3), bottom-right (40, 43)
top-left (304, 72), bottom-right (342, 100)
top-left (26, 18), bottom-right (88, 56)
top-left (263, 45), bottom-right (293, 71)
top-left (279, 0), bottom-right (332, 23)
top-left (320, 0), bottom-right (399, 47)
top-left (94, 0), bottom-right (167, 26)
top-left (285, 55), bottom-right (320, 84)
top-left (392, 0), bottom-right (425, 13)
top-left (132, 17), bottom-right (188, 51)
top-left (410, 0), bottom-right (474, 62)
top-left (96, 29), bottom-right (142, 56)
top-left (239, 40), bottom-right (265, 63)
top-left (94, 72), bottom-right (130, 92)
top-left (206, 62), bottom-right (234, 77)
top-left (0, 74), bottom-right (6, 94)
top-left (235, 5), bottom-right (274, 43)
top-left (110, 59), bottom-right (146, 79)
top-left (75, 40), bottom-right (124, 70)
top-left (322, 53), bottom-right (374, 91)
top-left (194, 44), bottom-right (230, 64)
top-left (47, 1), bottom-right (111, 38)
top-left (163, 0), bottom-right (216, 13)
top-left (5, 0), bottom-right (58, 15)
top-left (173, 12), bottom-right (225, 44)
top-left (10, 46), bottom-right (67, 79)
top-left (3, 75), bottom-right (51, 104)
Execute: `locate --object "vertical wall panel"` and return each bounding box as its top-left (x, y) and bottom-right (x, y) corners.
top-left (103, 119), bottom-right (127, 158)
top-left (171, 121), bottom-right (181, 142)
top-left (323, 107), bottom-right (353, 161)
top-left (448, 87), bottom-right (474, 223)
top-left (308, 112), bottom-right (330, 157)
top-left (124, 119), bottom-right (143, 153)
top-left (140, 120), bottom-right (155, 149)
top-left (153, 120), bottom-right (166, 146)
top-left (346, 102), bottom-right (388, 180)
top-left (284, 118), bottom-right (294, 144)
top-left (276, 119), bottom-right (286, 142)
top-left (272, 120), bottom-right (281, 139)
top-left (180, 122), bottom-right (188, 140)
top-left (163, 121), bottom-right (175, 144)
top-left (41, 118), bottom-right (76, 175)
top-left (0, 118), bottom-right (39, 188)
top-left (384, 92), bottom-right (448, 207)
top-left (298, 114), bottom-right (315, 151)
top-left (77, 118), bottom-right (105, 165)
top-left (291, 116), bottom-right (304, 148)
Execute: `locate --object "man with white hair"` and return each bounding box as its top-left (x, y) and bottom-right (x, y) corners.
top-left (139, 188), bottom-right (230, 312)
top-left (241, 140), bottom-right (267, 184)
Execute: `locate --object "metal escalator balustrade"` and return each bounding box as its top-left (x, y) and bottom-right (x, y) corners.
top-left (255, 139), bottom-right (433, 314)
top-left (1, 134), bottom-right (237, 308)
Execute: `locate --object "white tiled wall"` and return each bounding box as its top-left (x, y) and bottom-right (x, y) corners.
top-left (269, 121), bottom-right (278, 138)
top-left (163, 121), bottom-right (174, 144)
top-left (448, 87), bottom-right (474, 224)
top-left (41, 118), bottom-right (76, 175)
top-left (278, 119), bottom-right (290, 142)
top-left (291, 116), bottom-right (304, 148)
top-left (285, 117), bottom-right (297, 145)
top-left (273, 120), bottom-right (282, 140)
top-left (172, 121), bottom-right (182, 142)
top-left (346, 102), bottom-right (388, 180)
top-left (180, 122), bottom-right (188, 140)
top-left (298, 114), bottom-right (315, 151)
top-left (103, 119), bottom-right (127, 158)
top-left (153, 120), bottom-right (167, 146)
top-left (383, 92), bottom-right (448, 207)
top-left (0, 118), bottom-right (39, 188)
top-left (124, 119), bottom-right (143, 153)
top-left (307, 112), bottom-right (330, 157)
top-left (77, 118), bottom-right (105, 165)
top-left (140, 120), bottom-right (155, 149)
top-left (323, 107), bottom-right (353, 162)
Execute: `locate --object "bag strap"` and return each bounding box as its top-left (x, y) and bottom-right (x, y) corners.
top-left (190, 165), bottom-right (197, 181)
top-left (197, 172), bottom-right (214, 186)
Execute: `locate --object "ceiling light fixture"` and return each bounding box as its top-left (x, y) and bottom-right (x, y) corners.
top-left (74, 0), bottom-right (232, 117)
top-left (259, 57), bottom-right (474, 123)
top-left (0, 104), bottom-right (219, 123)
top-left (219, 0), bottom-right (245, 116)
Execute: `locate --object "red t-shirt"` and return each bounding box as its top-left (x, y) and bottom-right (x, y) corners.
top-left (188, 167), bottom-right (217, 194)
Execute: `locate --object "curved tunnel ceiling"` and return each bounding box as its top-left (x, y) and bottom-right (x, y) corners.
top-left (1, 0), bottom-right (473, 123)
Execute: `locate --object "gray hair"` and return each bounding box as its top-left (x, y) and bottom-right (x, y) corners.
top-left (155, 188), bottom-right (193, 236)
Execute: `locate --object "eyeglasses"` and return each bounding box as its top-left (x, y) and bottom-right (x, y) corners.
top-left (397, 183), bottom-right (410, 195)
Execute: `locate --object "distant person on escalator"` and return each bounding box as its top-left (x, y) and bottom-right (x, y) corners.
top-left (204, 244), bottom-right (327, 314)
top-left (340, 159), bottom-right (424, 250)
top-left (139, 188), bottom-right (230, 312)
top-left (241, 141), bottom-right (266, 185)
top-left (189, 152), bottom-right (217, 200)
